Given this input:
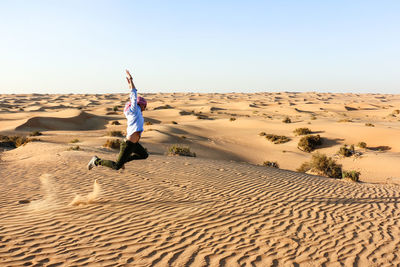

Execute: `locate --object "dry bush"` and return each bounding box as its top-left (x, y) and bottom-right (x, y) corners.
top-left (113, 106), bottom-right (119, 112)
top-left (29, 131), bottom-right (42, 136)
top-left (342, 170), bottom-right (360, 182)
top-left (168, 145), bottom-right (196, 157)
top-left (338, 144), bottom-right (355, 157)
top-left (68, 145), bottom-right (80, 151)
top-left (265, 134), bottom-right (290, 144)
top-left (365, 123), bottom-right (375, 127)
top-left (357, 142), bottom-right (367, 148)
top-left (104, 139), bottom-right (121, 149)
top-left (144, 121), bottom-right (153, 126)
top-left (0, 135), bottom-right (35, 148)
top-left (230, 117), bottom-right (236, 121)
top-left (108, 131), bottom-right (124, 137)
top-left (293, 128), bottom-right (312, 136)
top-left (70, 139), bottom-right (79, 143)
top-left (263, 161), bottom-right (279, 168)
top-left (111, 120), bottom-right (121, 125)
top-left (297, 153), bottom-right (342, 178)
top-left (282, 117), bottom-right (291, 123)
top-left (338, 119), bottom-right (352, 123)
top-left (298, 135), bottom-right (322, 152)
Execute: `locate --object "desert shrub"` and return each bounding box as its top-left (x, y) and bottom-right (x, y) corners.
top-left (310, 115), bottom-right (317, 120)
top-left (393, 109), bottom-right (400, 115)
top-left (70, 139), bottom-right (79, 143)
top-left (144, 121), bottom-right (153, 126)
top-left (168, 145), bottom-right (196, 157)
top-left (293, 128), bottom-right (312, 136)
top-left (282, 117), bottom-right (291, 123)
top-left (338, 119), bottom-right (352, 123)
top-left (259, 132), bottom-right (266, 136)
top-left (265, 134), bottom-right (290, 144)
top-left (0, 135), bottom-right (33, 148)
top-left (172, 121), bottom-right (178, 124)
top-left (104, 139), bottom-right (121, 149)
top-left (297, 153), bottom-right (342, 178)
top-left (108, 131), bottom-right (124, 137)
top-left (263, 161), bottom-right (279, 168)
top-left (230, 117), bottom-right (236, 121)
top-left (338, 144), bottom-right (355, 157)
top-left (29, 131), bottom-right (42, 136)
top-left (357, 142), bottom-right (367, 148)
top-left (298, 135), bottom-right (322, 152)
top-left (111, 120), bottom-right (121, 125)
top-left (342, 170), bottom-right (360, 182)
top-left (68, 145), bottom-right (80, 151)
top-left (365, 123), bottom-right (375, 127)
top-left (113, 106), bottom-right (119, 112)
top-left (180, 135), bottom-right (187, 139)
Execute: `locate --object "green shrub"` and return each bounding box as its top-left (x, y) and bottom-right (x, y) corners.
top-left (113, 106), bottom-right (119, 112)
top-left (365, 123), bottom-right (375, 127)
top-left (111, 120), bottom-right (121, 125)
top-left (357, 142), bottom-right (367, 148)
top-left (282, 117), bottom-right (291, 123)
top-left (293, 128), bottom-right (312, 136)
top-left (342, 170), bottom-right (360, 182)
top-left (263, 161), bottom-right (279, 168)
top-left (104, 139), bottom-right (121, 149)
top-left (265, 134), bottom-right (290, 144)
top-left (168, 145), bottom-right (196, 157)
top-left (29, 131), bottom-right (42, 136)
top-left (298, 135), bottom-right (322, 152)
top-left (70, 139), bottom-right (79, 143)
top-left (338, 144), bottom-right (355, 157)
top-left (297, 153), bottom-right (342, 178)
top-left (108, 131), bottom-right (124, 137)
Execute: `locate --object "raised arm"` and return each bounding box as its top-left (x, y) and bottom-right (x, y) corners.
top-left (126, 69), bottom-right (136, 90)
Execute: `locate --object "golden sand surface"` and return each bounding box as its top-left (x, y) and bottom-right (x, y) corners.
top-left (0, 92), bottom-right (400, 266)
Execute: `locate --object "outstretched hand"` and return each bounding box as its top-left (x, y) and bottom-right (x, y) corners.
top-left (125, 69), bottom-right (135, 89)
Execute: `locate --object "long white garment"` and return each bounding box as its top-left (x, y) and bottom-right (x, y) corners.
top-left (124, 88), bottom-right (144, 138)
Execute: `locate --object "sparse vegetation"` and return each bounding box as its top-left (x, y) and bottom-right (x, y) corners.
top-left (68, 145), bottom-right (80, 151)
top-left (172, 121), bottom-right (178, 124)
top-left (263, 161), bottom-right (279, 168)
top-left (310, 115), bottom-right (317, 120)
top-left (168, 144), bottom-right (196, 157)
top-left (29, 131), bottom-right (42, 136)
top-left (111, 120), bottom-right (121, 125)
top-left (293, 128), bottom-right (312, 136)
top-left (265, 134), bottom-right (290, 144)
top-left (103, 139), bottom-right (121, 149)
top-left (297, 153), bottom-right (342, 178)
top-left (108, 131), bottom-right (124, 137)
top-left (282, 117), bottom-right (291, 123)
top-left (357, 142), bottom-right (367, 148)
top-left (113, 106), bottom-right (119, 112)
top-left (144, 121), bottom-right (153, 126)
top-left (298, 135), bottom-right (322, 152)
top-left (392, 109), bottom-right (400, 115)
top-left (338, 119), bottom-right (352, 123)
top-left (0, 135), bottom-right (36, 148)
top-left (342, 170), bottom-right (360, 182)
top-left (365, 123), bottom-right (375, 127)
top-left (70, 139), bottom-right (79, 143)
top-left (230, 117), bottom-right (236, 121)
top-left (338, 144), bottom-right (355, 157)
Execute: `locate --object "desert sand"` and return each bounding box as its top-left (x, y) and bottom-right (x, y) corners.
top-left (1, 92), bottom-right (400, 266)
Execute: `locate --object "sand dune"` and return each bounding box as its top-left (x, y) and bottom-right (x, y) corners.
top-left (1, 92), bottom-right (400, 265)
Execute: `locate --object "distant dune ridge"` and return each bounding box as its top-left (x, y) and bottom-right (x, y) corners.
top-left (0, 92), bottom-right (400, 265)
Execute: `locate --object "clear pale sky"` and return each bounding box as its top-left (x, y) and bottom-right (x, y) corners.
top-left (1, 0), bottom-right (399, 94)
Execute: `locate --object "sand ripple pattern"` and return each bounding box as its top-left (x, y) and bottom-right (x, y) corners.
top-left (1, 154), bottom-right (400, 266)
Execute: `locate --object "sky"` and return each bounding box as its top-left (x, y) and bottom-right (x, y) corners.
top-left (0, 0), bottom-right (399, 94)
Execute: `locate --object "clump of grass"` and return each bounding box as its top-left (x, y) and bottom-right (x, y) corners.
top-left (70, 139), bottom-right (79, 143)
top-left (230, 117), bottom-right (236, 121)
top-left (172, 121), bottom-right (178, 124)
top-left (293, 128), bottom-right (312, 136)
top-left (168, 144), bottom-right (196, 157)
top-left (263, 161), bottom-right (279, 168)
top-left (357, 142), bottom-right (367, 148)
top-left (259, 132), bottom-right (266, 136)
top-left (365, 123), bottom-right (375, 127)
top-left (144, 121), bottom-right (153, 126)
top-left (103, 139), bottom-right (121, 149)
top-left (107, 131), bottom-right (124, 137)
top-left (310, 115), bottom-right (317, 120)
top-left (265, 134), bottom-right (290, 144)
top-left (0, 135), bottom-right (34, 148)
top-left (282, 116), bottom-right (291, 123)
top-left (113, 106), bottom-right (119, 112)
top-left (342, 170), bottom-right (360, 182)
top-left (297, 153), bottom-right (342, 178)
top-left (338, 144), bottom-right (355, 157)
top-left (68, 145), bottom-right (80, 151)
top-left (29, 131), bottom-right (42, 136)
top-left (298, 135), bottom-right (322, 152)
top-left (111, 120), bottom-right (121, 125)
top-left (338, 119), bottom-right (352, 123)
top-left (180, 135), bottom-right (187, 139)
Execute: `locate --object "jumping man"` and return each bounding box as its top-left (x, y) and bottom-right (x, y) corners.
top-left (87, 70), bottom-right (148, 170)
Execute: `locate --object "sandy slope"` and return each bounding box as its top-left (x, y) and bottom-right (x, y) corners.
top-left (1, 92), bottom-right (400, 266)
top-left (1, 142), bottom-right (400, 266)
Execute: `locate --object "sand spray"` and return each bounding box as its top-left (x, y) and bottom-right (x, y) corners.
top-left (69, 179), bottom-right (101, 206)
